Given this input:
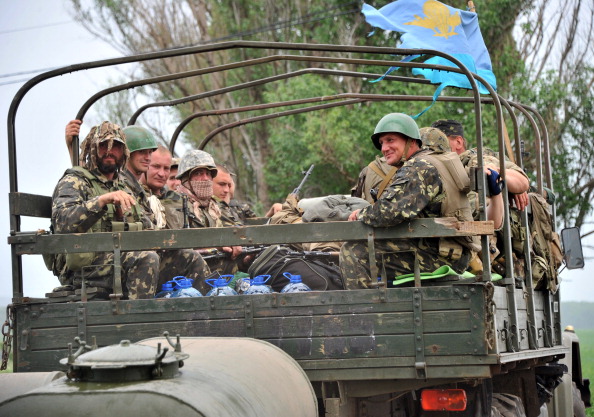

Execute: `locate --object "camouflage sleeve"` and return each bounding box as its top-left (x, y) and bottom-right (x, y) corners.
top-left (357, 159), bottom-right (442, 227)
top-left (51, 174), bottom-right (106, 233)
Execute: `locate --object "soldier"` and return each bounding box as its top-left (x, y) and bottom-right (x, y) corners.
top-left (431, 119), bottom-right (530, 274)
top-left (211, 164), bottom-right (259, 222)
top-left (167, 157), bottom-right (182, 191)
top-left (431, 119), bottom-right (530, 211)
top-left (66, 122), bottom-right (210, 290)
top-left (176, 150), bottom-right (243, 277)
top-left (52, 121), bottom-right (159, 299)
top-left (141, 145), bottom-right (211, 289)
top-left (340, 113), bottom-right (479, 289)
top-left (65, 121), bottom-right (157, 220)
top-left (351, 126), bottom-right (454, 204)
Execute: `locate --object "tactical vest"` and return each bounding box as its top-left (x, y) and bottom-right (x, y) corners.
top-left (357, 156), bottom-right (399, 203)
top-left (65, 166), bottom-right (144, 232)
top-left (44, 167), bottom-right (145, 276)
top-left (422, 152), bottom-right (481, 253)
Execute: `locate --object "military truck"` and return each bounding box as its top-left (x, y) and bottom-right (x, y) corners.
top-left (2, 41), bottom-right (590, 416)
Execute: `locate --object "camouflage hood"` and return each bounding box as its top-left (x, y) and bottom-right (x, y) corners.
top-left (79, 121), bottom-right (129, 172)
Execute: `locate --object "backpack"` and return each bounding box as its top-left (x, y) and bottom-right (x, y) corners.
top-left (527, 192), bottom-right (563, 292)
top-left (248, 245), bottom-right (345, 291)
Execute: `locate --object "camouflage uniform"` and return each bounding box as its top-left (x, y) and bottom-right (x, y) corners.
top-left (139, 184), bottom-right (211, 291)
top-left (120, 168), bottom-right (155, 227)
top-left (340, 149), bottom-right (472, 289)
top-left (351, 127), bottom-right (451, 203)
top-left (459, 147), bottom-right (529, 219)
top-left (51, 166), bottom-right (159, 299)
top-left (229, 199), bottom-right (257, 223)
top-left (216, 197), bottom-right (244, 227)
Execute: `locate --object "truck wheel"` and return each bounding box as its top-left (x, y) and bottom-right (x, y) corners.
top-left (491, 393), bottom-right (527, 417)
top-left (572, 382), bottom-right (586, 417)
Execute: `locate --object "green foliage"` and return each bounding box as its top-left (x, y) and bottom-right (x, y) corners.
top-left (69, 0), bottom-right (594, 227)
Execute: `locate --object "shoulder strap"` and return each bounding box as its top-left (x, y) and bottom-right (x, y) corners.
top-left (367, 161), bottom-right (398, 198)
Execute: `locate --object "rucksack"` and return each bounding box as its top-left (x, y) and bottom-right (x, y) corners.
top-left (527, 192), bottom-right (563, 292)
top-left (248, 245), bottom-right (345, 291)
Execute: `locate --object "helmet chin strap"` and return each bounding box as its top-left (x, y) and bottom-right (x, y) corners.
top-left (400, 138), bottom-right (412, 164)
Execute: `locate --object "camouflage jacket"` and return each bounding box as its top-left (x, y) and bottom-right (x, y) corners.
top-left (215, 197), bottom-right (244, 227)
top-left (229, 199), bottom-right (257, 223)
top-left (357, 149), bottom-right (444, 227)
top-left (165, 187), bottom-right (223, 229)
top-left (120, 168), bottom-right (155, 225)
top-left (459, 147), bottom-right (529, 181)
top-left (51, 167), bottom-right (152, 234)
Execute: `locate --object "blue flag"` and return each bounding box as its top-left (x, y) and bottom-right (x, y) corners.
top-left (362, 0), bottom-right (496, 94)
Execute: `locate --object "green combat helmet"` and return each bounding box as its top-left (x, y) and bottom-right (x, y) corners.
top-left (123, 126), bottom-right (158, 153)
top-left (371, 113), bottom-right (421, 150)
top-left (176, 149), bottom-right (218, 180)
top-left (420, 127), bottom-right (451, 153)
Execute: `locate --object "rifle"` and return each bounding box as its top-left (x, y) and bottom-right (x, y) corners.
top-left (201, 245), bottom-right (267, 261)
top-left (182, 194), bottom-right (190, 229)
top-left (290, 164), bottom-right (314, 198)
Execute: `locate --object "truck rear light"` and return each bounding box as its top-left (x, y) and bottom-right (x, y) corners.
top-left (421, 389), bottom-right (467, 411)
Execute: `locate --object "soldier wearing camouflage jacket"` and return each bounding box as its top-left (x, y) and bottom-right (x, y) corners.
top-left (340, 114), bottom-right (475, 289)
top-left (52, 121), bottom-right (159, 299)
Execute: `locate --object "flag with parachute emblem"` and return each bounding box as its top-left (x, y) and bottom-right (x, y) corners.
top-left (362, 0), bottom-right (496, 94)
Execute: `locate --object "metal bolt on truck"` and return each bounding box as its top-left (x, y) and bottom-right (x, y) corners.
top-left (1, 41), bottom-right (591, 417)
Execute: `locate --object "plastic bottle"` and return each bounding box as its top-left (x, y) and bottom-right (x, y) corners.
top-left (170, 276), bottom-right (203, 298)
top-left (154, 281), bottom-right (175, 298)
top-left (280, 272), bottom-right (311, 293)
top-left (244, 275), bottom-right (274, 295)
top-left (205, 275), bottom-right (239, 296)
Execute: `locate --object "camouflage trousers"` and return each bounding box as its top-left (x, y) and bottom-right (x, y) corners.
top-left (158, 249), bottom-right (211, 294)
top-left (339, 238), bottom-right (471, 290)
top-left (66, 250), bottom-right (160, 299)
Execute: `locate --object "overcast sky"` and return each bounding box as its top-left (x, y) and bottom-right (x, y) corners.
top-left (0, 0), bottom-right (592, 302)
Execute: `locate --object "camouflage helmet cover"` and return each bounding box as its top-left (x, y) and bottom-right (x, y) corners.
top-left (371, 113), bottom-right (421, 150)
top-left (79, 121), bottom-right (129, 171)
top-left (170, 157), bottom-right (180, 169)
top-left (123, 125), bottom-right (158, 153)
top-left (420, 127), bottom-right (451, 153)
top-left (177, 149), bottom-right (218, 179)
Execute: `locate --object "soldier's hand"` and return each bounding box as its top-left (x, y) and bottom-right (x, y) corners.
top-left (348, 209), bottom-right (361, 221)
top-left (222, 246), bottom-right (243, 259)
top-left (513, 192), bottom-right (529, 211)
top-left (99, 191), bottom-right (136, 213)
top-left (65, 119), bottom-right (82, 149)
top-left (265, 203), bottom-right (283, 217)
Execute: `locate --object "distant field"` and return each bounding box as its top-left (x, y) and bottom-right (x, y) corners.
top-left (576, 329), bottom-right (594, 416)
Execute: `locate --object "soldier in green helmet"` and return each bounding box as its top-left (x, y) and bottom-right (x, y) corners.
top-left (351, 125), bottom-right (453, 204)
top-left (53, 121), bottom-right (160, 299)
top-left (340, 113), bottom-right (478, 289)
top-left (64, 121), bottom-right (210, 292)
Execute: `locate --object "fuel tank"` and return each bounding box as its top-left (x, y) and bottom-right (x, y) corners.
top-left (0, 336), bottom-right (318, 417)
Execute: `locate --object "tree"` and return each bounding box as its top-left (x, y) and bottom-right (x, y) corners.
top-left (68, 0), bottom-right (593, 229)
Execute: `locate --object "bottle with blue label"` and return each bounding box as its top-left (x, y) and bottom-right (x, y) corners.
top-left (154, 280), bottom-right (175, 298)
top-left (205, 275), bottom-right (239, 296)
top-left (244, 275), bottom-right (274, 295)
top-left (170, 276), bottom-right (203, 298)
top-left (280, 272), bottom-right (312, 293)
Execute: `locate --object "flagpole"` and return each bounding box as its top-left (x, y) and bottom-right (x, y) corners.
top-left (467, 1), bottom-right (476, 12)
